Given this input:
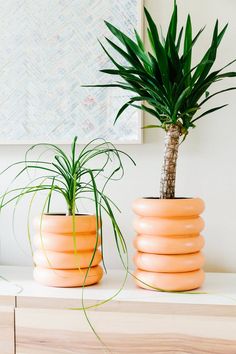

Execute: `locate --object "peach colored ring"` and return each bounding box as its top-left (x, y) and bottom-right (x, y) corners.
top-left (134, 234), bottom-right (204, 255)
top-left (34, 266), bottom-right (103, 287)
top-left (133, 198), bottom-right (205, 217)
top-left (134, 216), bottom-right (204, 236)
top-left (34, 233), bottom-right (101, 252)
top-left (33, 249), bottom-right (102, 269)
top-left (134, 251), bottom-right (205, 273)
top-left (34, 214), bottom-right (99, 234)
top-left (134, 269), bottom-right (205, 292)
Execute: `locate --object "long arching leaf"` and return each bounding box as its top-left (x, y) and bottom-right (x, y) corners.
top-left (191, 104), bottom-right (228, 123)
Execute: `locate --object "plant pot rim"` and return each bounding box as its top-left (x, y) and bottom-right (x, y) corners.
top-left (34, 213), bottom-right (99, 233)
top-left (142, 197), bottom-right (199, 200)
top-left (133, 197), bottom-right (205, 217)
top-left (43, 213), bottom-right (94, 217)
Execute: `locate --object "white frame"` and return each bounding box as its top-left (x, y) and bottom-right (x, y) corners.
top-left (0, 0), bottom-right (144, 145)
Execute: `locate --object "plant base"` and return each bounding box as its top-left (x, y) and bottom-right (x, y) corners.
top-left (134, 269), bottom-right (204, 292)
top-left (34, 266), bottom-right (103, 287)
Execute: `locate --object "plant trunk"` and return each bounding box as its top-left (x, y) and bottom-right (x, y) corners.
top-left (160, 124), bottom-right (182, 199)
top-left (67, 208), bottom-right (73, 216)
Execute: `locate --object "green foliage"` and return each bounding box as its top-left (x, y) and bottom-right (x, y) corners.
top-left (0, 137), bottom-right (134, 214)
top-left (0, 137), bottom-right (135, 268)
top-left (87, 2), bottom-right (236, 135)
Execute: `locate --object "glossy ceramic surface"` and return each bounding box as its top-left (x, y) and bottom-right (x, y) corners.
top-left (133, 198), bottom-right (205, 291)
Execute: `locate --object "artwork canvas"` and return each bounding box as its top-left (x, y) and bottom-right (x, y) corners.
top-left (0, 0), bottom-right (143, 144)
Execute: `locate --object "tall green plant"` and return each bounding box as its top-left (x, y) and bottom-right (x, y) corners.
top-left (0, 137), bottom-right (135, 266)
top-left (86, 1), bottom-right (236, 198)
top-left (0, 137), bottom-right (136, 347)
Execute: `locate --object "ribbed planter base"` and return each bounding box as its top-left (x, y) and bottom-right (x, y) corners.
top-left (134, 269), bottom-right (204, 292)
top-left (33, 214), bottom-right (103, 287)
top-left (133, 198), bottom-right (205, 291)
top-left (34, 266), bottom-right (103, 288)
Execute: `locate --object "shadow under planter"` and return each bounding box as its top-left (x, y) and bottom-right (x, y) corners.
top-left (133, 198), bottom-right (205, 292)
top-left (33, 214), bottom-right (103, 287)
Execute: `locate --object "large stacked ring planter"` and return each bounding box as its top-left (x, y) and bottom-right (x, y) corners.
top-left (33, 214), bottom-right (103, 287)
top-left (133, 198), bottom-right (205, 291)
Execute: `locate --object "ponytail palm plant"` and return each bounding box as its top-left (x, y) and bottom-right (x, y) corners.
top-left (87, 1), bottom-right (236, 198)
top-left (0, 137), bottom-right (135, 269)
top-left (0, 138), bottom-right (136, 346)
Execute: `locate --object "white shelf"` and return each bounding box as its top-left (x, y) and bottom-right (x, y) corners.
top-left (1, 266), bottom-right (236, 306)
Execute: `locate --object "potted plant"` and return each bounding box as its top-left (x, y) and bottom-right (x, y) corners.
top-left (86, 1), bottom-right (236, 291)
top-left (0, 137), bottom-right (135, 287)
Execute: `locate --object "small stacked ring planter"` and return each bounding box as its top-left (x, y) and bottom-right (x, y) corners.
top-left (33, 214), bottom-right (103, 287)
top-left (133, 198), bottom-right (205, 291)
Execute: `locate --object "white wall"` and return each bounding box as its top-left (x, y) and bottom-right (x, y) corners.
top-left (1, 0), bottom-right (236, 272)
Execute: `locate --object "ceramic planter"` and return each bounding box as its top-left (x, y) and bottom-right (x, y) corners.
top-left (33, 214), bottom-right (103, 287)
top-left (133, 198), bottom-right (205, 291)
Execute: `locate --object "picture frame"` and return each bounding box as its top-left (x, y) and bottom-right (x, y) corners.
top-left (0, 0), bottom-right (144, 145)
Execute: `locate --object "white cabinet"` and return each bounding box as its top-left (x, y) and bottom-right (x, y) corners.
top-left (1, 267), bottom-right (236, 353)
top-left (0, 296), bottom-right (15, 354)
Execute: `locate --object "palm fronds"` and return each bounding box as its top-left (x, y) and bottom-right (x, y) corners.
top-left (86, 2), bottom-right (236, 134)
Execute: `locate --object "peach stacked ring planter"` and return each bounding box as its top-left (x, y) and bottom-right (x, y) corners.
top-left (133, 198), bottom-right (205, 291)
top-left (33, 214), bottom-right (103, 287)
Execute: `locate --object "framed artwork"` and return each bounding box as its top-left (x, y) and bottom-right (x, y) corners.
top-left (0, 0), bottom-right (143, 144)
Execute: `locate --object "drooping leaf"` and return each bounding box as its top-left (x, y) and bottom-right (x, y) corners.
top-left (191, 104), bottom-right (228, 123)
top-left (131, 103), bottom-right (164, 122)
top-left (114, 102), bottom-right (131, 124)
top-left (199, 87), bottom-right (236, 106)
